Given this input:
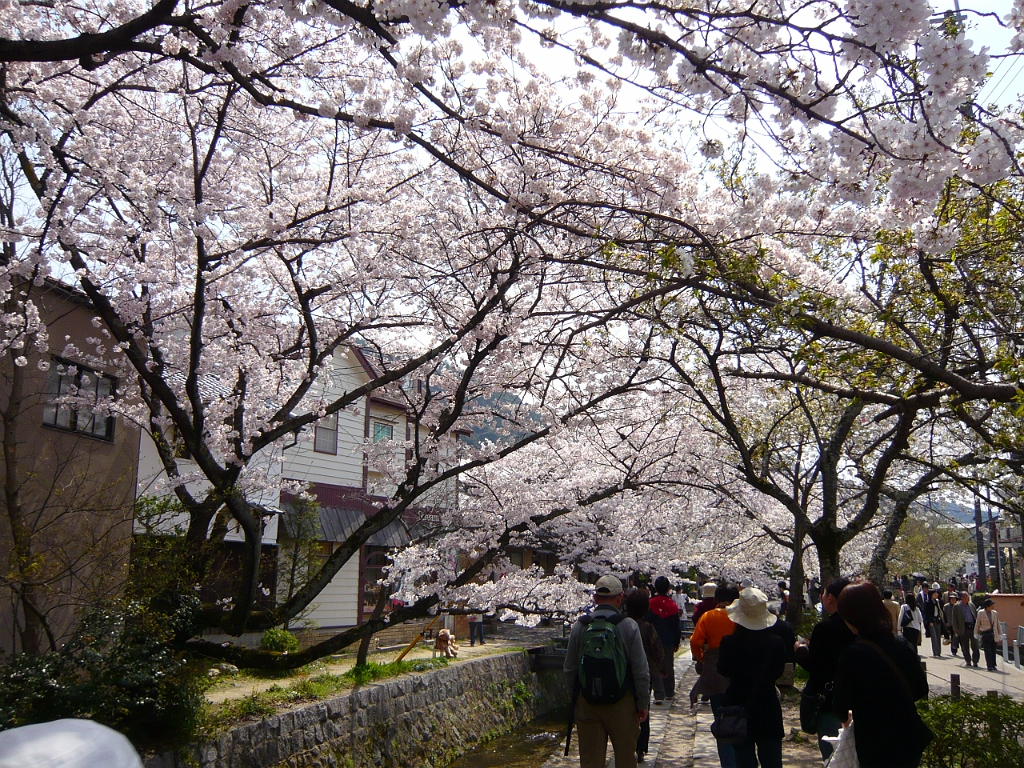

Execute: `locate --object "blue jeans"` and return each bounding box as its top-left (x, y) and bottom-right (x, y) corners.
top-left (709, 694), bottom-right (737, 768)
top-left (469, 622), bottom-right (484, 644)
top-left (817, 711), bottom-right (842, 760)
top-left (733, 739), bottom-right (783, 768)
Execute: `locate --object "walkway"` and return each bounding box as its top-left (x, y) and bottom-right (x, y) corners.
top-left (543, 656), bottom-right (821, 768)
top-left (921, 644), bottom-right (1024, 699)
top-left (543, 641), bottom-right (1024, 768)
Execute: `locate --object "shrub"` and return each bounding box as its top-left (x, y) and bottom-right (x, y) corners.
top-left (0, 601), bottom-right (207, 751)
top-left (918, 693), bottom-right (1024, 767)
top-left (259, 627), bottom-right (300, 654)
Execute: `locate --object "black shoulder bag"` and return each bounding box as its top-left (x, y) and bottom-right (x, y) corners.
top-left (799, 681), bottom-right (832, 734)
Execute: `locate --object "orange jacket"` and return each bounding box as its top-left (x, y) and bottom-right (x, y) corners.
top-left (691, 607), bottom-right (735, 662)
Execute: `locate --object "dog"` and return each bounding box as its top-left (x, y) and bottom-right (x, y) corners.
top-left (434, 628), bottom-right (459, 658)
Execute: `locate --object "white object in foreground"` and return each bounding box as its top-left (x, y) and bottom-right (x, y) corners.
top-left (0, 719), bottom-right (143, 768)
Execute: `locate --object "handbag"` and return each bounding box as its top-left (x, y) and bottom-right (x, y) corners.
top-left (823, 720), bottom-right (860, 768)
top-left (799, 679), bottom-right (832, 734)
top-left (799, 690), bottom-right (822, 733)
top-left (710, 704), bottom-right (748, 744)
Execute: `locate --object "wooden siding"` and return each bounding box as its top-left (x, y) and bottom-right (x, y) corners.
top-left (301, 556), bottom-right (360, 628)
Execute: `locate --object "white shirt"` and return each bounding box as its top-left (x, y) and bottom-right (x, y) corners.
top-left (898, 604), bottom-right (924, 632)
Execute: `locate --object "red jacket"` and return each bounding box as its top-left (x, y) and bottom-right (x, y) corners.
top-left (647, 594), bottom-right (681, 651)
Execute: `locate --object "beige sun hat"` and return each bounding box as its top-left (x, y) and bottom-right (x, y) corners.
top-left (594, 575), bottom-right (624, 596)
top-left (726, 587), bottom-right (778, 630)
top-left (701, 582), bottom-right (717, 598)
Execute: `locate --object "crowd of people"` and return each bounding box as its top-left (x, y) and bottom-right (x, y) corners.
top-left (562, 572), bottom-right (994, 768)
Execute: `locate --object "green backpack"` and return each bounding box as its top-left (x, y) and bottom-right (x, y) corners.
top-left (577, 612), bottom-right (630, 705)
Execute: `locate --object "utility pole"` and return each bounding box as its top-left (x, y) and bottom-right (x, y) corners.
top-left (974, 492), bottom-right (988, 592)
top-left (989, 500), bottom-right (1004, 592)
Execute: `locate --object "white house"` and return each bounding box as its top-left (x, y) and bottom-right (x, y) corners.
top-left (135, 345), bottom-right (463, 635)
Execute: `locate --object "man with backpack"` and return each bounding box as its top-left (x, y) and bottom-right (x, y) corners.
top-left (564, 575), bottom-right (651, 768)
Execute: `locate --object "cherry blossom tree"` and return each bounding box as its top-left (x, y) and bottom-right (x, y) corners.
top-left (1, 0), bottom-right (1022, 666)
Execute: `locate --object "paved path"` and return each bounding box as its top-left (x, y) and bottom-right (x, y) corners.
top-left (921, 643), bottom-right (1024, 699)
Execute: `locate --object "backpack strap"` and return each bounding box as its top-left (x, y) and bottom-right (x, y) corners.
top-left (581, 611), bottom-right (626, 626)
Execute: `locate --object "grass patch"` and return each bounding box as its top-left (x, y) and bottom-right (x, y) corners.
top-left (344, 657), bottom-right (449, 686)
top-left (204, 658), bottom-right (451, 733)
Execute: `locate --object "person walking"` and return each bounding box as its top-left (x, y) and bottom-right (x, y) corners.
top-left (794, 577), bottom-right (854, 760)
top-left (951, 591), bottom-right (981, 668)
top-left (921, 589), bottom-right (942, 655)
top-left (922, 588), bottom-right (944, 658)
top-left (832, 581), bottom-right (932, 768)
top-left (625, 588), bottom-right (665, 764)
top-left (690, 582), bottom-right (739, 767)
top-left (717, 587), bottom-right (786, 768)
top-left (692, 582), bottom-right (719, 627)
top-left (564, 576), bottom-right (650, 768)
top-left (881, 589), bottom-right (900, 634)
top-left (976, 598), bottom-right (1003, 671)
top-left (943, 593), bottom-right (960, 657)
top-left (897, 593), bottom-right (924, 648)
top-left (646, 576), bottom-right (681, 699)
top-left (468, 611), bottom-right (485, 646)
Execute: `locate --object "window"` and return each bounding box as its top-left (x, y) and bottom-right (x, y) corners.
top-left (372, 421), bottom-right (394, 443)
top-left (314, 412), bottom-right (338, 454)
top-left (42, 360), bottom-right (115, 440)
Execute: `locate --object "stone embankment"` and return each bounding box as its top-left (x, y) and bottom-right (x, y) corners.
top-left (146, 651), bottom-right (568, 768)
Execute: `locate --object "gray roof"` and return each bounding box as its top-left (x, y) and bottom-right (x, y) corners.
top-left (281, 504), bottom-right (410, 548)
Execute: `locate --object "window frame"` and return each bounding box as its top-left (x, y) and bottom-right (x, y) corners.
top-left (41, 358), bottom-right (117, 441)
top-left (313, 412), bottom-right (339, 454)
top-left (372, 421), bottom-right (394, 443)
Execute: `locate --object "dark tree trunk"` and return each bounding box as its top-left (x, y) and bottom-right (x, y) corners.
top-left (786, 543), bottom-right (806, 626)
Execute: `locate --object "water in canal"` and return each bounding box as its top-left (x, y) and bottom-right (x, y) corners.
top-left (447, 713), bottom-right (566, 768)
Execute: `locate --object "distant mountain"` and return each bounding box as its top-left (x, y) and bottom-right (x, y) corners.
top-left (918, 499), bottom-right (975, 525)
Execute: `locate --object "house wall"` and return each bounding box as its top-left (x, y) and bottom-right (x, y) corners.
top-left (281, 352), bottom-right (367, 489)
top-left (0, 284), bottom-right (140, 655)
top-left (293, 555), bottom-right (361, 629)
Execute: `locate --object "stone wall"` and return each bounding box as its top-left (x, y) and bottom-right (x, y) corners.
top-left (146, 652), bottom-right (569, 768)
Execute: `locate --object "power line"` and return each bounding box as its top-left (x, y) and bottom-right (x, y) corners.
top-left (977, 56), bottom-right (1014, 104)
top-left (988, 56), bottom-right (1024, 106)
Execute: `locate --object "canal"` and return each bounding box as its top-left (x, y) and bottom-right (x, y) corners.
top-left (446, 713), bottom-right (566, 768)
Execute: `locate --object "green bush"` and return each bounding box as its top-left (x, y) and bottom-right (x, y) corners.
top-left (918, 693), bottom-right (1024, 767)
top-left (259, 627), bottom-right (300, 654)
top-left (0, 601), bottom-right (207, 751)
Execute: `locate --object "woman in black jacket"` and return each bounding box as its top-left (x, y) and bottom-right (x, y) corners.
top-left (717, 588), bottom-right (785, 768)
top-left (832, 582), bottom-right (932, 767)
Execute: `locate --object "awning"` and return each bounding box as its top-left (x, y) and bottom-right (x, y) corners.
top-left (281, 504), bottom-right (410, 548)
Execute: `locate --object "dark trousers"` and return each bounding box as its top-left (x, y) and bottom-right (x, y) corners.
top-left (660, 650), bottom-right (675, 697)
top-left (958, 629), bottom-right (980, 665)
top-left (981, 630), bottom-right (998, 669)
top-left (817, 711), bottom-right (842, 760)
top-left (733, 739), bottom-right (783, 768)
top-left (709, 694), bottom-right (737, 768)
top-left (469, 622), bottom-right (484, 644)
top-left (950, 631), bottom-right (961, 655)
top-left (928, 621), bottom-right (943, 656)
top-left (902, 626), bottom-right (921, 647)
top-left (637, 716), bottom-right (650, 755)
